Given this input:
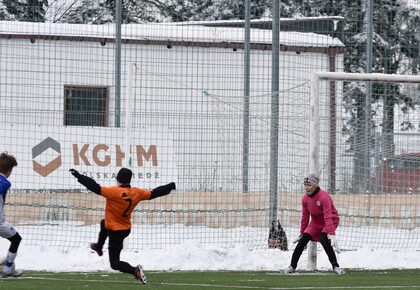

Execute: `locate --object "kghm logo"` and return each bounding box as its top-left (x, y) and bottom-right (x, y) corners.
top-left (32, 137), bottom-right (158, 177)
top-left (32, 137), bottom-right (62, 177)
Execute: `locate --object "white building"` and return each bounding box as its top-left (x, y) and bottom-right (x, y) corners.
top-left (0, 20), bottom-right (345, 192)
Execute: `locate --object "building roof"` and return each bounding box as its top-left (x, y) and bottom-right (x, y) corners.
top-left (0, 20), bottom-right (344, 53)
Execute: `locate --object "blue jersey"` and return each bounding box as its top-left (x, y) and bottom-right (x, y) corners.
top-left (0, 174), bottom-right (11, 223)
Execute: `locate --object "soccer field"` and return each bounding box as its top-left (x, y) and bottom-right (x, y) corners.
top-left (1, 270), bottom-right (420, 290)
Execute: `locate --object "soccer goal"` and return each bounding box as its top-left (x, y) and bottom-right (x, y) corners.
top-left (307, 72), bottom-right (420, 269)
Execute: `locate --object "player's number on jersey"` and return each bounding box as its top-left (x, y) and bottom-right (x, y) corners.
top-left (123, 197), bottom-right (132, 217)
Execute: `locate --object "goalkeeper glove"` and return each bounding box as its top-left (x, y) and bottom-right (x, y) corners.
top-left (327, 234), bottom-right (340, 253)
top-left (69, 169), bottom-right (81, 179)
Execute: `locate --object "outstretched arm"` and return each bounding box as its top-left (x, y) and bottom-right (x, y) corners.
top-left (69, 169), bottom-right (101, 195)
top-left (151, 182), bottom-right (176, 199)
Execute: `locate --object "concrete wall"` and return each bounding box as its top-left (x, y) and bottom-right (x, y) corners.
top-left (6, 191), bottom-right (419, 229)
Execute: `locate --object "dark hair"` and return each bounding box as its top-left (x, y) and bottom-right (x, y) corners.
top-left (116, 168), bottom-right (132, 184)
top-left (0, 152), bottom-right (18, 174)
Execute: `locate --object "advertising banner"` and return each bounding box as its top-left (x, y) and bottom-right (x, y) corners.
top-left (2, 125), bottom-right (177, 190)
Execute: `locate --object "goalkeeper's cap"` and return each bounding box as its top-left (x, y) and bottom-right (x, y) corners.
top-left (117, 168), bottom-right (132, 184)
top-left (304, 173), bottom-right (319, 188)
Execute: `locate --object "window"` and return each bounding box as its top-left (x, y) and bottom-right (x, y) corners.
top-left (64, 86), bottom-right (108, 126)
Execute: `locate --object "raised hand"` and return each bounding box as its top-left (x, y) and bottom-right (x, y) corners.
top-left (69, 169), bottom-right (81, 178)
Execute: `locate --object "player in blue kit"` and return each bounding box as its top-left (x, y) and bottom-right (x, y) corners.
top-left (0, 152), bottom-right (23, 277)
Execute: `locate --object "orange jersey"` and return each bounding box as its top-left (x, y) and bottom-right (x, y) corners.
top-left (100, 186), bottom-right (152, 231)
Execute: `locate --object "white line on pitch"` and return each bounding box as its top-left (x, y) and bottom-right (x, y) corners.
top-left (1, 276), bottom-right (419, 289)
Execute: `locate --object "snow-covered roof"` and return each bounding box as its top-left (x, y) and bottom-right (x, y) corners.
top-left (0, 21), bottom-right (344, 49)
top-left (176, 16), bottom-right (344, 28)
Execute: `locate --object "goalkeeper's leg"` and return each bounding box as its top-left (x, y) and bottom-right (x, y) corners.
top-left (319, 232), bottom-right (339, 267)
top-left (320, 234), bottom-right (345, 275)
top-left (289, 233), bottom-right (311, 269)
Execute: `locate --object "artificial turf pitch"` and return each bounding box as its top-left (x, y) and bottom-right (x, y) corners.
top-left (1, 269), bottom-right (419, 290)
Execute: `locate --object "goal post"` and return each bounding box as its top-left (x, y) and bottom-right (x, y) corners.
top-left (308, 72), bottom-right (420, 269)
top-left (125, 63), bottom-right (137, 168)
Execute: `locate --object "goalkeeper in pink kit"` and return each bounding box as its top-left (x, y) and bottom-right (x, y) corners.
top-left (284, 174), bottom-right (345, 275)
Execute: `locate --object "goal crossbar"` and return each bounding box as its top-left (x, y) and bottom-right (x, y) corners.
top-left (313, 72), bottom-right (420, 83)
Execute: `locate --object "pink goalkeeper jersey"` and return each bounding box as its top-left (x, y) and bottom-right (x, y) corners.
top-left (300, 189), bottom-right (340, 241)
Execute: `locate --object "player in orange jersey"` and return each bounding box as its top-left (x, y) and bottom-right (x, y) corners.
top-left (69, 167), bottom-right (175, 284)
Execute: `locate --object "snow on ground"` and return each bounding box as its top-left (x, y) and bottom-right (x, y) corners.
top-left (0, 224), bottom-right (418, 272)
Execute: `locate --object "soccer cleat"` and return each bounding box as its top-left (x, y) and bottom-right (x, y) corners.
top-left (2, 263), bottom-right (24, 278)
top-left (134, 264), bottom-right (147, 284)
top-left (284, 266), bottom-right (296, 274)
top-left (333, 266), bottom-right (346, 275)
top-left (90, 243), bottom-right (103, 256)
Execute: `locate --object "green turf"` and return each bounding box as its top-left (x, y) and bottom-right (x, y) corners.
top-left (0, 269), bottom-right (419, 290)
